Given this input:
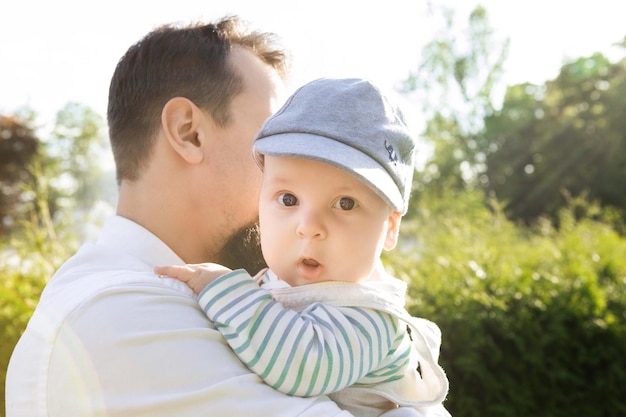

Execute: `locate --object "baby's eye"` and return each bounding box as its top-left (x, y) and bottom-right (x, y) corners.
top-left (277, 193), bottom-right (298, 207)
top-left (334, 197), bottom-right (358, 211)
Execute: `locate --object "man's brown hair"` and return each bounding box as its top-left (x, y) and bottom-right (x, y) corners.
top-left (107, 16), bottom-right (288, 184)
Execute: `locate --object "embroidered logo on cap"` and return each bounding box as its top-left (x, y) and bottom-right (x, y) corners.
top-left (385, 140), bottom-right (398, 165)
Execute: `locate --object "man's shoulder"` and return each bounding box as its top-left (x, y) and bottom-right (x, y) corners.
top-left (44, 243), bottom-right (153, 299)
top-left (30, 241), bottom-right (190, 337)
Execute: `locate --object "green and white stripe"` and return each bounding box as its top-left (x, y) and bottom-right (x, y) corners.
top-left (197, 270), bottom-right (408, 397)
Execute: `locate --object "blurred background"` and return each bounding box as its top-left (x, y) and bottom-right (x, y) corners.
top-left (2, 1), bottom-right (625, 416)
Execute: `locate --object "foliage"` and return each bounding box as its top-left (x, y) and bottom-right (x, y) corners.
top-left (398, 12), bottom-right (626, 412)
top-left (405, 5), bottom-right (626, 227)
top-left (403, 5), bottom-right (509, 193)
top-left (385, 188), bottom-right (626, 417)
top-left (483, 53), bottom-right (626, 224)
top-left (0, 106), bottom-right (113, 416)
top-left (0, 114), bottom-right (39, 236)
top-left (0, 104), bottom-right (113, 240)
top-left (47, 103), bottom-right (112, 211)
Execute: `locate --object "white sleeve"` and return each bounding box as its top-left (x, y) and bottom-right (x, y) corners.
top-left (16, 281), bottom-right (353, 417)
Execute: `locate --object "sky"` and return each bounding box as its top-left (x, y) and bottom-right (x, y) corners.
top-left (1, 0), bottom-right (625, 130)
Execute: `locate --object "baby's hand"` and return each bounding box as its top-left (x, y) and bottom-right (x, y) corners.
top-left (155, 263), bottom-right (232, 295)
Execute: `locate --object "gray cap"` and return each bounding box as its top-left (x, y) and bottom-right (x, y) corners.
top-left (253, 77), bottom-right (415, 214)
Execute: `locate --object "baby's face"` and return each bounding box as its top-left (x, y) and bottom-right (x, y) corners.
top-left (259, 155), bottom-right (400, 287)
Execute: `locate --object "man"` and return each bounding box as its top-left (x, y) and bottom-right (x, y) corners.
top-left (6, 16), bottom-right (352, 416)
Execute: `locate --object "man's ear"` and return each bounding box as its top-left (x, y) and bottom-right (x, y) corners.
top-left (161, 97), bottom-right (205, 164)
top-left (384, 211), bottom-right (402, 251)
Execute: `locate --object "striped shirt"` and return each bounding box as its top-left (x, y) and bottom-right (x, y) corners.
top-left (197, 269), bottom-right (416, 397)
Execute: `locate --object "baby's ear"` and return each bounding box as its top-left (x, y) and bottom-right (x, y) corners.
top-left (384, 211), bottom-right (402, 251)
top-left (161, 97), bottom-right (205, 164)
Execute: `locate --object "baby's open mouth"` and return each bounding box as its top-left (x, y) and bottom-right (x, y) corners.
top-left (297, 257), bottom-right (323, 281)
top-left (302, 258), bottom-right (320, 267)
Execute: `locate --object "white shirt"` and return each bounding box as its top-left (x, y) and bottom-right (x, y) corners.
top-left (5, 215), bottom-right (352, 417)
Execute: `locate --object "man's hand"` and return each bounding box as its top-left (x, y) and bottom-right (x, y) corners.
top-left (155, 263), bottom-right (232, 294)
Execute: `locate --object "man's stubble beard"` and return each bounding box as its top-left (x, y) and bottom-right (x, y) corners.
top-left (216, 221), bottom-right (267, 276)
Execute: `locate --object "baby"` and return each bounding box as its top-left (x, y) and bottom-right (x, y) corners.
top-left (156, 78), bottom-right (450, 417)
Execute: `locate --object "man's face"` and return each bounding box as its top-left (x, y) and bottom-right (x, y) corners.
top-left (202, 47), bottom-right (286, 266)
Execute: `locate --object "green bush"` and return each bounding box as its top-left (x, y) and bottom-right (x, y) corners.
top-left (386, 189), bottom-right (626, 417)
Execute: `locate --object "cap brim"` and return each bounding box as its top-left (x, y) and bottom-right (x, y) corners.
top-left (253, 133), bottom-right (403, 211)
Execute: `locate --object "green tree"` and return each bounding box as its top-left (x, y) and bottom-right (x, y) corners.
top-left (0, 114), bottom-right (39, 236)
top-left (483, 52), bottom-right (626, 224)
top-left (402, 4), bottom-right (509, 203)
top-left (45, 102), bottom-right (113, 215)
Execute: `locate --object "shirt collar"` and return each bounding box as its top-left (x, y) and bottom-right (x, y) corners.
top-left (97, 215), bottom-right (184, 268)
